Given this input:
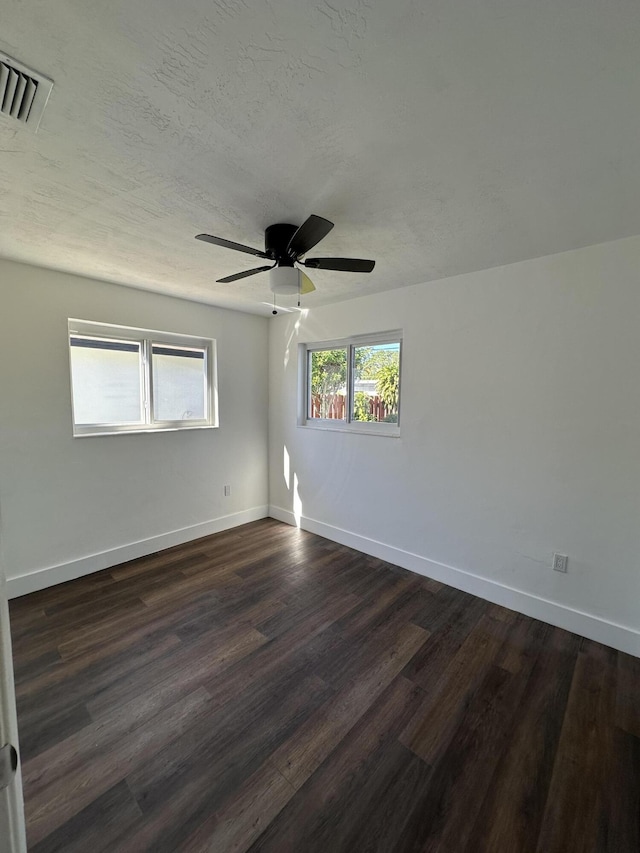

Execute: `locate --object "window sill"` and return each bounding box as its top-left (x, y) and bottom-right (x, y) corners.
top-left (298, 421), bottom-right (401, 438)
top-left (73, 424), bottom-right (218, 438)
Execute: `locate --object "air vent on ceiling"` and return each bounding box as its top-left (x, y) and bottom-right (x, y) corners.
top-left (0, 50), bottom-right (53, 131)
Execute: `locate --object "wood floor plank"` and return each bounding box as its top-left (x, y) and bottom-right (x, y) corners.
top-left (249, 675), bottom-right (426, 853)
top-left (200, 590), bottom-right (361, 707)
top-left (139, 567), bottom-right (243, 607)
top-left (12, 648), bottom-right (61, 686)
top-left (11, 596), bottom-right (148, 663)
top-left (25, 687), bottom-right (212, 847)
top-left (535, 640), bottom-right (618, 853)
top-left (332, 571), bottom-right (426, 638)
top-left (85, 623), bottom-right (267, 720)
top-left (414, 663), bottom-right (529, 852)
top-left (400, 613), bottom-right (512, 763)
top-left (15, 633), bottom-right (185, 761)
top-left (604, 728), bottom-right (640, 852)
top-left (126, 672), bottom-right (329, 817)
top-left (468, 625), bottom-right (579, 853)
top-left (179, 761), bottom-right (296, 853)
top-left (16, 632), bottom-right (182, 701)
top-left (113, 675), bottom-right (331, 852)
top-left (174, 593), bottom-right (285, 642)
top-left (402, 592), bottom-right (487, 689)
top-left (29, 780), bottom-right (143, 853)
top-left (110, 549), bottom-right (212, 581)
top-left (54, 589), bottom-right (220, 660)
top-left (313, 589), bottom-right (432, 692)
top-left (9, 518), bottom-right (635, 853)
top-left (270, 621), bottom-right (428, 789)
top-left (331, 740), bottom-right (433, 853)
top-left (10, 574), bottom-right (115, 626)
top-left (615, 650), bottom-right (640, 737)
top-left (18, 701), bottom-right (94, 764)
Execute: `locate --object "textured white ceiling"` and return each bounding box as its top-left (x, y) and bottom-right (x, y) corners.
top-left (1, 0), bottom-right (639, 314)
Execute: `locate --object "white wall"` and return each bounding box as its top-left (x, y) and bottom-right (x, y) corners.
top-left (269, 236), bottom-right (640, 655)
top-left (0, 260), bottom-right (269, 596)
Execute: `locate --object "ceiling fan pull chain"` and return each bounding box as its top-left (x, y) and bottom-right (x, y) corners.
top-left (272, 293), bottom-right (278, 315)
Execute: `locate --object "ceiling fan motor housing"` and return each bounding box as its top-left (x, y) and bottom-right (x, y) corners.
top-left (264, 223), bottom-right (298, 261)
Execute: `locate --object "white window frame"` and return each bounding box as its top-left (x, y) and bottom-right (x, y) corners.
top-left (298, 330), bottom-right (402, 436)
top-left (68, 319), bottom-right (218, 437)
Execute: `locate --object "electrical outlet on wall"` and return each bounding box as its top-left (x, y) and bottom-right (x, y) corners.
top-left (553, 553), bottom-right (568, 573)
top-left (224, 485), bottom-right (231, 497)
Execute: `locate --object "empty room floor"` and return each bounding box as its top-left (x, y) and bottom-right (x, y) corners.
top-left (9, 518), bottom-right (640, 852)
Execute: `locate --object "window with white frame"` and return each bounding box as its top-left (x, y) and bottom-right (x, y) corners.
top-left (68, 320), bottom-right (217, 436)
top-left (300, 331), bottom-right (402, 434)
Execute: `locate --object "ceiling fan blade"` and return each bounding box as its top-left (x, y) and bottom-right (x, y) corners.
top-left (217, 265), bottom-right (273, 283)
top-left (196, 233), bottom-right (268, 258)
top-left (299, 271), bottom-right (316, 294)
top-left (287, 215), bottom-right (334, 257)
top-left (303, 257), bottom-right (375, 273)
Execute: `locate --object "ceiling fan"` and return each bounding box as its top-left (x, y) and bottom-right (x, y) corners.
top-left (195, 215), bottom-right (375, 305)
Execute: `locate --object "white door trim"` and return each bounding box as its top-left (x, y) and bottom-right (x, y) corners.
top-left (0, 524), bottom-right (27, 853)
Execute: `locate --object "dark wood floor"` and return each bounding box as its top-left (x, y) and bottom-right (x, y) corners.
top-left (8, 519), bottom-right (640, 852)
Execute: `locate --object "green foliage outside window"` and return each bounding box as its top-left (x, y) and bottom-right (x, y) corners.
top-left (376, 363), bottom-right (400, 412)
top-left (309, 341), bottom-right (400, 423)
top-left (353, 391), bottom-right (376, 422)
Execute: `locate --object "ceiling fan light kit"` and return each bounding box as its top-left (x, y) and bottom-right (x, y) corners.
top-left (269, 264), bottom-right (300, 295)
top-left (195, 214), bottom-right (375, 309)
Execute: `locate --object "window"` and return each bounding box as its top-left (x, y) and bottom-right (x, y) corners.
top-left (300, 331), bottom-right (402, 434)
top-left (69, 320), bottom-right (217, 436)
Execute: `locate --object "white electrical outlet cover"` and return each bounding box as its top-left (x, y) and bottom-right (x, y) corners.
top-left (553, 553), bottom-right (568, 573)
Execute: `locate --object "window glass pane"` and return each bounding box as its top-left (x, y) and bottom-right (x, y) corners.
top-left (70, 337), bottom-right (143, 425)
top-left (308, 348), bottom-right (347, 419)
top-left (152, 345), bottom-right (206, 421)
top-left (351, 342), bottom-right (400, 424)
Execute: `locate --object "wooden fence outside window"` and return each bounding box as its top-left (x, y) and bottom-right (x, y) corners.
top-left (310, 394), bottom-right (393, 421)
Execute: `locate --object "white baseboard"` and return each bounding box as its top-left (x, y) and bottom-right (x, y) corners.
top-left (7, 506), bottom-right (269, 599)
top-left (269, 505), bottom-right (640, 658)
